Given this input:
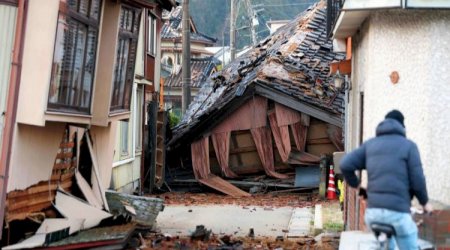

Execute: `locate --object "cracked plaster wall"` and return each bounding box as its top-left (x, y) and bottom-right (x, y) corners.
top-left (348, 10), bottom-right (450, 205)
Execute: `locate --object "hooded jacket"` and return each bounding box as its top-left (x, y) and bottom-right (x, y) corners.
top-left (340, 118), bottom-right (429, 213)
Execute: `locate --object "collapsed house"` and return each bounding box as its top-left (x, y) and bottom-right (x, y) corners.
top-left (166, 2), bottom-right (346, 196)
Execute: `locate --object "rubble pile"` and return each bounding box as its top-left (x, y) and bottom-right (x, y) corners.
top-left (140, 231), bottom-right (340, 250)
top-left (149, 192), bottom-right (323, 208)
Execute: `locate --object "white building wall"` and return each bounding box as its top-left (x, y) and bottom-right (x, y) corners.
top-left (349, 10), bottom-right (450, 205)
top-left (16, 0), bottom-right (59, 126)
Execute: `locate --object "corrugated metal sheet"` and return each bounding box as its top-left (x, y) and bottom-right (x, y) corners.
top-left (0, 4), bottom-right (17, 153)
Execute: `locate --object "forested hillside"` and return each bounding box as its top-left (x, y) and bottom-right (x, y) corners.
top-left (190, 0), bottom-right (318, 49)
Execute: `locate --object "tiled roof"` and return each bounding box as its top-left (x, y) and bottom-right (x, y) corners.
top-left (161, 6), bottom-right (217, 44)
top-left (168, 1), bottom-right (346, 149)
top-left (164, 57), bottom-right (219, 88)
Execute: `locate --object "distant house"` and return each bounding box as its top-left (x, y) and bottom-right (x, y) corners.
top-left (160, 6), bottom-right (216, 70)
top-left (167, 2), bottom-right (346, 197)
top-left (266, 20), bottom-right (290, 34)
top-left (329, 0), bottom-right (450, 245)
top-left (163, 57), bottom-right (219, 117)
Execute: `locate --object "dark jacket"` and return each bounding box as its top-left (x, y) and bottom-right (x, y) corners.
top-left (340, 118), bottom-right (429, 213)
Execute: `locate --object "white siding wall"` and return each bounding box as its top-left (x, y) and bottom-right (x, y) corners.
top-left (0, 5), bottom-right (17, 154)
top-left (348, 10), bottom-right (450, 205)
top-left (16, 0), bottom-right (59, 126)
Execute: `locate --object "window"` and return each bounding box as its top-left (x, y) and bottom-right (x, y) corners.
top-left (110, 6), bottom-right (141, 112)
top-left (147, 13), bottom-right (157, 56)
top-left (176, 53), bottom-right (181, 65)
top-left (48, 0), bottom-right (102, 113)
top-left (120, 120), bottom-right (129, 156)
top-left (135, 85), bottom-right (144, 151)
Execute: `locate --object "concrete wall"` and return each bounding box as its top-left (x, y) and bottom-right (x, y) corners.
top-left (347, 10), bottom-right (450, 205)
top-left (0, 4), bottom-right (17, 154)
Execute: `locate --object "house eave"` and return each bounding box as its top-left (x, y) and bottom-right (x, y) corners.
top-left (254, 83), bottom-right (342, 128)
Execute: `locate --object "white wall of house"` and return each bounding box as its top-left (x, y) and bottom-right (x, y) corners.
top-left (16, 0), bottom-right (59, 126)
top-left (7, 122), bottom-right (65, 191)
top-left (347, 10), bottom-right (450, 205)
top-left (111, 83), bottom-right (144, 193)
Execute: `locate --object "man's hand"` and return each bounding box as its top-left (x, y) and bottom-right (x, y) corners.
top-left (423, 203), bottom-right (433, 214)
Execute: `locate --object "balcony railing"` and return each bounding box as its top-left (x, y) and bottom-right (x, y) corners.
top-left (327, 0), bottom-right (344, 37)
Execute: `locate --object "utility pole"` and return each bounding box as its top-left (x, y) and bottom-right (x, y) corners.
top-left (181, 0), bottom-right (191, 115)
top-left (230, 0), bottom-right (236, 60)
top-left (245, 0), bottom-right (257, 46)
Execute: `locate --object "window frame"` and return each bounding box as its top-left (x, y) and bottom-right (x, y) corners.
top-left (134, 84), bottom-right (144, 152)
top-left (110, 5), bottom-right (141, 113)
top-left (47, 0), bottom-right (102, 114)
top-left (147, 12), bottom-right (157, 57)
top-left (120, 120), bottom-right (130, 157)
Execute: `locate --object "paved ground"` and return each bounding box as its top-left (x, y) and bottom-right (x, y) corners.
top-left (321, 201), bottom-right (344, 233)
top-left (155, 204), bottom-right (313, 238)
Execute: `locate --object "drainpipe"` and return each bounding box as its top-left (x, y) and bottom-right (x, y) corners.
top-left (0, 0), bottom-right (28, 238)
top-left (181, 0), bottom-right (191, 115)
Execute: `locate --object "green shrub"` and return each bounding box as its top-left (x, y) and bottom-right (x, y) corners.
top-left (169, 111), bottom-right (181, 128)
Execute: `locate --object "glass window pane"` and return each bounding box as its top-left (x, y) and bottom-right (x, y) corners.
top-left (90, 0), bottom-right (101, 20)
top-left (153, 17), bottom-right (157, 54)
top-left (59, 18), bottom-right (78, 106)
top-left (120, 121), bottom-right (129, 155)
top-left (49, 14), bottom-right (70, 105)
top-left (81, 28), bottom-right (96, 108)
top-left (79, 0), bottom-right (89, 16)
top-left (48, 2), bottom-right (100, 113)
top-left (111, 6), bottom-right (140, 112)
top-left (67, 0), bottom-right (78, 11)
top-left (135, 86), bottom-right (143, 150)
top-left (70, 23), bottom-right (87, 107)
top-left (111, 39), bottom-right (123, 108)
top-left (119, 8), bottom-right (126, 29)
top-left (118, 40), bottom-right (130, 105)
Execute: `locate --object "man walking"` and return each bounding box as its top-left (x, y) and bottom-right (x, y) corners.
top-left (340, 110), bottom-right (432, 250)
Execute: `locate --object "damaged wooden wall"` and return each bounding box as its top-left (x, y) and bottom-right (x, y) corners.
top-left (209, 117), bottom-right (341, 176)
top-left (5, 127), bottom-right (76, 223)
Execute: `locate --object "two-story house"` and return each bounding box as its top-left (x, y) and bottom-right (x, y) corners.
top-left (111, 1), bottom-right (176, 195)
top-left (0, 0), bottom-right (175, 239)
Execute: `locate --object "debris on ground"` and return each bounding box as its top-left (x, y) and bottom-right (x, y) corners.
top-left (191, 225), bottom-right (212, 241)
top-left (140, 232), bottom-right (340, 249)
top-left (147, 192), bottom-right (334, 208)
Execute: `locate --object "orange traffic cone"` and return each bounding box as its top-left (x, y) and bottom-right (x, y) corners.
top-left (327, 165), bottom-right (337, 200)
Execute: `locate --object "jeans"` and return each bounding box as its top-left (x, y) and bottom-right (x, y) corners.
top-left (365, 208), bottom-right (418, 250)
